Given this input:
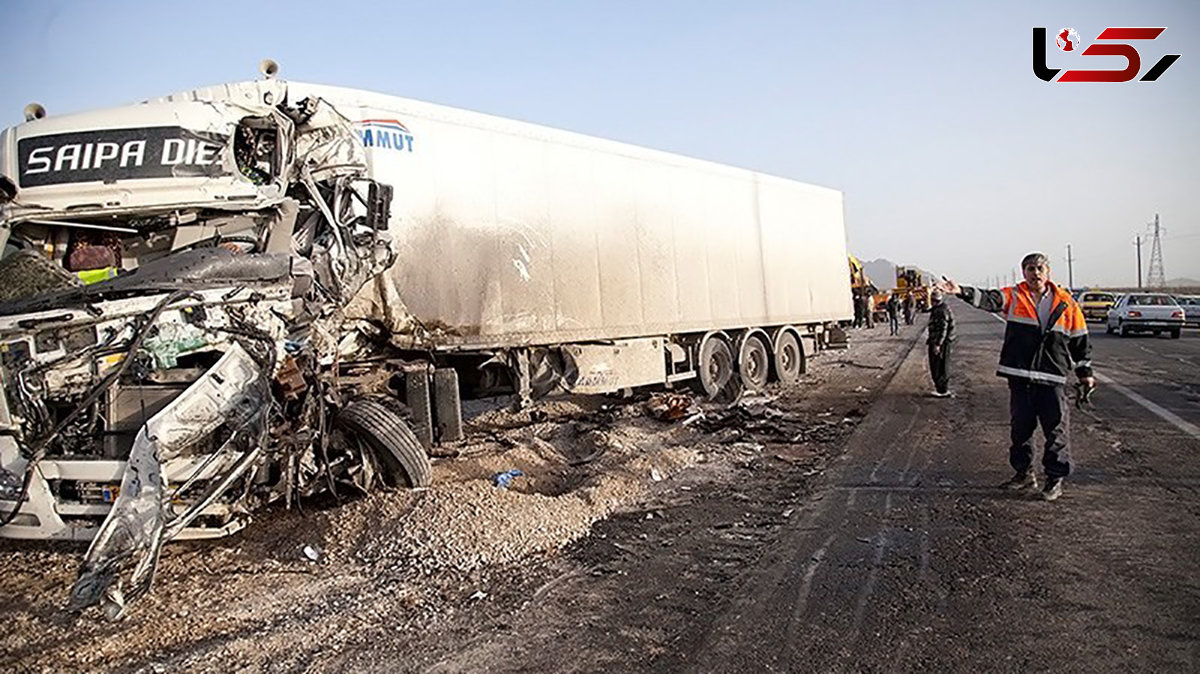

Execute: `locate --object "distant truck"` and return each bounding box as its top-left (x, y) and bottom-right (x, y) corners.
top-left (847, 255), bottom-right (888, 323)
top-left (0, 66), bottom-right (852, 615)
top-left (893, 265), bottom-right (931, 311)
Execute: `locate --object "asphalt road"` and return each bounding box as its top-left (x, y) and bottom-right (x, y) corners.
top-left (427, 301), bottom-right (1200, 673)
top-left (691, 302), bottom-right (1200, 673)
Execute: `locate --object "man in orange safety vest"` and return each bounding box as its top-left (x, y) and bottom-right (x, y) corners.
top-left (937, 252), bottom-right (1095, 502)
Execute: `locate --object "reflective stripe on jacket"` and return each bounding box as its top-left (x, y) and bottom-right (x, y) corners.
top-left (958, 281), bottom-right (1092, 385)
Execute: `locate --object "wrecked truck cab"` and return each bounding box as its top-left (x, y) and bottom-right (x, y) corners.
top-left (0, 79), bottom-right (427, 616)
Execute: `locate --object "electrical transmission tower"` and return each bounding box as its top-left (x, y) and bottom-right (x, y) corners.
top-left (1146, 214), bottom-right (1166, 288)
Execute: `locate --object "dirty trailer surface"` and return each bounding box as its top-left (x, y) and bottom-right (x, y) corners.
top-left (4, 307), bottom-right (1199, 672)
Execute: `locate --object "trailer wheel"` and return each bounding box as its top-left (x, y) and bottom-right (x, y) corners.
top-left (697, 337), bottom-right (741, 404)
top-left (335, 399), bottom-right (432, 488)
top-left (739, 335), bottom-right (770, 392)
top-left (774, 332), bottom-right (803, 385)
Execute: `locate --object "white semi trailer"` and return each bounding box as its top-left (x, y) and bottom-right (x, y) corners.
top-left (0, 65), bottom-right (850, 616)
top-left (236, 77), bottom-right (851, 401)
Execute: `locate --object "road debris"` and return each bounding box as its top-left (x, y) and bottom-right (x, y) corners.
top-left (492, 469), bottom-right (526, 489)
top-left (645, 392), bottom-right (698, 421)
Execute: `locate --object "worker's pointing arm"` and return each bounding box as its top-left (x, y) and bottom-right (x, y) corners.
top-left (937, 277), bottom-right (1007, 314)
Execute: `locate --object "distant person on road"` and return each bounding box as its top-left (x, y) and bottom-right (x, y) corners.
top-left (865, 294), bottom-right (875, 329)
top-left (853, 290), bottom-right (865, 328)
top-left (937, 252), bottom-right (1094, 502)
top-left (886, 293), bottom-right (900, 335)
top-left (927, 289), bottom-right (955, 397)
top-left (903, 293), bottom-right (915, 325)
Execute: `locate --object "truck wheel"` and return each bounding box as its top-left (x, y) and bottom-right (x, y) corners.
top-left (739, 335), bottom-right (770, 392)
top-left (774, 332), bottom-right (803, 385)
top-left (697, 337), bottom-right (741, 404)
top-left (335, 399), bottom-right (432, 488)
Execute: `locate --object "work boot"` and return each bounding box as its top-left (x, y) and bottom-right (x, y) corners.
top-left (1041, 478), bottom-right (1064, 502)
top-left (1000, 470), bottom-right (1037, 490)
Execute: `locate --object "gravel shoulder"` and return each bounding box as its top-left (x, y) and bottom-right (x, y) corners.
top-left (0, 322), bottom-right (918, 673)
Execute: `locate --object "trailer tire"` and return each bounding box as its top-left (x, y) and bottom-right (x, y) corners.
top-left (774, 331), bottom-right (803, 385)
top-left (739, 334), bottom-right (771, 392)
top-left (336, 399), bottom-right (432, 488)
top-left (697, 336), bottom-right (741, 404)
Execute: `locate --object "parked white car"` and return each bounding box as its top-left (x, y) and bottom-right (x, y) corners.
top-left (1174, 295), bottom-right (1200, 327)
top-left (1106, 293), bottom-right (1185, 338)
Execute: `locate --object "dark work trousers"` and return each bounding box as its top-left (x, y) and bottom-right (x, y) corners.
top-left (888, 313), bottom-right (899, 335)
top-left (1008, 379), bottom-right (1071, 478)
top-left (927, 342), bottom-right (950, 393)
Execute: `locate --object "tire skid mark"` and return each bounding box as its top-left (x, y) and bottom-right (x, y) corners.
top-left (850, 492), bottom-right (893, 640)
top-left (897, 399), bottom-right (926, 484)
top-left (869, 400), bottom-right (922, 484)
top-left (781, 532), bottom-right (838, 661)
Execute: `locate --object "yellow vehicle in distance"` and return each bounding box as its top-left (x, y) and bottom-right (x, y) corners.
top-left (1079, 291), bottom-right (1119, 322)
top-left (894, 265), bottom-right (931, 311)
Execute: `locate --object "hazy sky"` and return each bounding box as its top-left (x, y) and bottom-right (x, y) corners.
top-left (2, 0), bottom-right (1196, 287)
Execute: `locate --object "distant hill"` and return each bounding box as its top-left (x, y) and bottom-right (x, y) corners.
top-left (861, 258), bottom-right (936, 290)
top-left (1167, 277), bottom-right (1200, 287)
top-left (862, 259), bottom-right (895, 289)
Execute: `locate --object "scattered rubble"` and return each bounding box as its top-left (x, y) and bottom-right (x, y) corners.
top-left (0, 328), bottom-right (910, 672)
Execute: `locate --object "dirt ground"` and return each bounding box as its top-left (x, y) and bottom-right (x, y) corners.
top-left (0, 323), bottom-right (912, 672)
top-left (14, 308), bottom-right (1190, 674)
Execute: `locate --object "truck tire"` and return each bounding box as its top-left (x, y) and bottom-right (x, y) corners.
top-left (739, 334), bottom-right (770, 392)
top-left (698, 337), bottom-right (741, 404)
top-left (774, 331), bottom-right (803, 385)
top-left (335, 399), bottom-right (432, 488)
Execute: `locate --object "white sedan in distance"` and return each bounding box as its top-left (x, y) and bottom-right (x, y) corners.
top-left (1106, 293), bottom-right (1185, 338)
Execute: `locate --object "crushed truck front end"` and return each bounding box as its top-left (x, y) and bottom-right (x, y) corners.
top-left (0, 79), bottom-right (418, 618)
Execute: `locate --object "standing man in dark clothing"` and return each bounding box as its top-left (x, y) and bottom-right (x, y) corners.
top-left (886, 293), bottom-right (901, 335)
top-left (853, 290), bottom-right (865, 328)
top-left (927, 289), bottom-right (954, 397)
top-left (937, 252), bottom-right (1094, 502)
top-left (903, 293), bottom-right (915, 325)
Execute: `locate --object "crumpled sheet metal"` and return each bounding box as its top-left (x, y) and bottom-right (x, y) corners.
top-left (67, 342), bottom-right (263, 619)
top-left (291, 98), bottom-right (368, 182)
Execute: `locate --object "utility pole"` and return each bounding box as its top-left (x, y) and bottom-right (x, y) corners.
top-left (1134, 235), bottom-right (1143, 289)
top-left (1066, 244), bottom-right (1074, 290)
